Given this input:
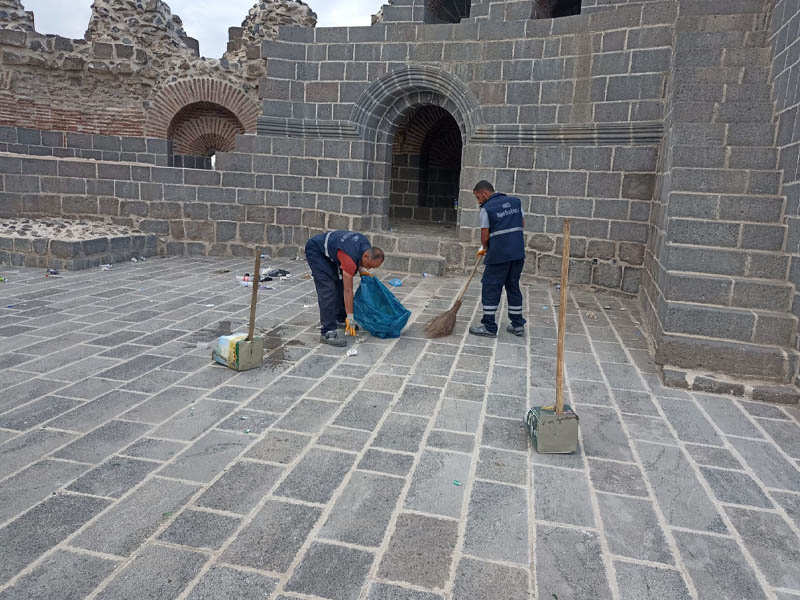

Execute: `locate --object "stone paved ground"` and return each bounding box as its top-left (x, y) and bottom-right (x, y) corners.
top-left (1, 256), bottom-right (799, 600)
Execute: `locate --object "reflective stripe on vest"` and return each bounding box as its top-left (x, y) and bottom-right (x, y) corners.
top-left (489, 226), bottom-right (524, 238)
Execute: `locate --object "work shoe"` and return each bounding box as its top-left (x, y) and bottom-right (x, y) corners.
top-left (506, 325), bottom-right (526, 337)
top-left (320, 331), bottom-right (347, 347)
top-left (469, 325), bottom-right (497, 338)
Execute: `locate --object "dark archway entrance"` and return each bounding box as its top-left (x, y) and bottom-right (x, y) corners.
top-left (389, 105), bottom-right (462, 234)
top-left (167, 101), bottom-right (245, 169)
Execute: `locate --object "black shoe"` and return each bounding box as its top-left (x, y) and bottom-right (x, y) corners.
top-left (320, 331), bottom-right (346, 347)
top-left (506, 325), bottom-right (525, 337)
top-left (469, 325), bottom-right (497, 338)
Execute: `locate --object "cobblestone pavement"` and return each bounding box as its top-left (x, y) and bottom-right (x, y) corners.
top-left (1, 256), bottom-right (799, 600)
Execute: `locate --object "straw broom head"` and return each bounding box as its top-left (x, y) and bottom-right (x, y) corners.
top-left (423, 299), bottom-right (463, 338)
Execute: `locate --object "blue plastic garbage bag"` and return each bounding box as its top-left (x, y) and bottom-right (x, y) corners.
top-left (354, 276), bottom-right (411, 338)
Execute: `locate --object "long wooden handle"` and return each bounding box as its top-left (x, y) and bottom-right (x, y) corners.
top-left (555, 220), bottom-right (570, 415)
top-left (456, 254), bottom-right (483, 305)
top-left (247, 250), bottom-right (261, 341)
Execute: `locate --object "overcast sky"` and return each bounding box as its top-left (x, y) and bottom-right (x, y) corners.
top-left (23, 0), bottom-right (385, 58)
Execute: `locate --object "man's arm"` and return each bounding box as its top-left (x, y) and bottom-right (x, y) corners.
top-left (481, 228), bottom-right (490, 249)
top-left (342, 271), bottom-right (355, 315)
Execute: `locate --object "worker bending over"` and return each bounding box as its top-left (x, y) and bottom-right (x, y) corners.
top-left (305, 230), bottom-right (384, 347)
top-left (470, 180), bottom-right (527, 338)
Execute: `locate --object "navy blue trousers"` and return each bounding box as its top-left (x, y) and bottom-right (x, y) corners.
top-left (305, 238), bottom-right (346, 334)
top-left (481, 259), bottom-right (526, 334)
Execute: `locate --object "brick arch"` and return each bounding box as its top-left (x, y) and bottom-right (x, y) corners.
top-left (351, 66), bottom-right (483, 143)
top-left (145, 79), bottom-right (260, 140)
top-left (168, 102), bottom-right (245, 156)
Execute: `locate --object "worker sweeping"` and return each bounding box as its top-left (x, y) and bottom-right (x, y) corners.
top-left (469, 180), bottom-right (527, 338)
top-left (305, 230), bottom-right (385, 347)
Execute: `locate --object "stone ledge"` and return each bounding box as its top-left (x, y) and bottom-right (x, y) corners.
top-left (0, 232), bottom-right (157, 270)
top-left (660, 366), bottom-right (800, 405)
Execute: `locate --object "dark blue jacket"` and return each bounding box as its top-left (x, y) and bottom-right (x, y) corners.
top-left (481, 193), bottom-right (525, 264)
top-left (321, 230), bottom-right (372, 270)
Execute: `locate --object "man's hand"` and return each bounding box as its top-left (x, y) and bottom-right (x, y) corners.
top-left (476, 248), bottom-right (487, 258)
top-left (359, 269), bottom-right (373, 277)
top-left (345, 314), bottom-right (359, 336)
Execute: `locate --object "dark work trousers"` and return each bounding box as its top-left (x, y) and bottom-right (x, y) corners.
top-left (480, 259), bottom-right (526, 334)
top-left (305, 238), bottom-right (346, 335)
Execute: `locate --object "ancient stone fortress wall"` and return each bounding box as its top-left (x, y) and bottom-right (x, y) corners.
top-left (0, 0), bottom-right (313, 154)
top-left (769, 0), bottom-right (800, 386)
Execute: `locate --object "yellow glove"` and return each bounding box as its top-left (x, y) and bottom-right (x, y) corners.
top-left (476, 248), bottom-right (486, 258)
top-left (360, 269), bottom-right (373, 277)
top-left (345, 314), bottom-right (358, 336)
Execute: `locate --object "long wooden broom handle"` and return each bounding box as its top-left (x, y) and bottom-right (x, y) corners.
top-left (555, 220), bottom-right (570, 415)
top-left (456, 254), bottom-right (484, 305)
top-left (247, 250), bottom-right (261, 342)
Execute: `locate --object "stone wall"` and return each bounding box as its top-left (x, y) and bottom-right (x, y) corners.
top-left (769, 0), bottom-right (800, 385)
top-left (641, 0), bottom-right (797, 384)
top-left (0, 0), bottom-right (311, 146)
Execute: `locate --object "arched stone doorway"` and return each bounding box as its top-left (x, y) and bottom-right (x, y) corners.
top-left (389, 105), bottom-right (462, 231)
top-left (168, 101), bottom-right (245, 157)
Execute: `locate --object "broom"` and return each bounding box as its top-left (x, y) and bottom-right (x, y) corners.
top-left (424, 254), bottom-right (483, 338)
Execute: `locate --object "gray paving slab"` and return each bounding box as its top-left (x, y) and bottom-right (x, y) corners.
top-left (533, 465), bottom-right (595, 527)
top-left (587, 457), bottom-right (649, 497)
top-left (285, 541), bottom-right (374, 599)
top-left (378, 513), bottom-right (458, 589)
top-left (725, 506), bottom-right (800, 590)
top-left (275, 447), bottom-right (355, 503)
top-left (772, 491), bottom-right (800, 528)
top-left (598, 493), bottom-right (674, 564)
top-left (0, 549), bottom-right (119, 600)
top-left (614, 561), bottom-right (692, 600)
top-left (120, 437), bottom-right (187, 461)
top-left (317, 425), bottom-right (372, 451)
top-left (536, 524), bottom-right (613, 600)
top-left (273, 398), bottom-right (339, 433)
top-left (728, 437), bottom-right (800, 492)
top-left (65, 456), bottom-right (158, 498)
top-left (757, 418), bottom-right (800, 458)
top-left (195, 460), bottom-right (283, 514)
top-left (222, 499), bottom-right (321, 572)
top-left (121, 386), bottom-right (206, 424)
top-left (186, 565), bottom-right (278, 600)
top-left (46, 390), bottom-right (149, 432)
top-left (159, 508), bottom-right (241, 550)
top-left (72, 477), bottom-right (198, 556)
top-left (464, 480), bottom-right (529, 565)
top-left (405, 450), bottom-right (471, 517)
top-left (475, 447), bottom-right (527, 485)
top-left (94, 544), bottom-right (206, 600)
top-left (373, 413), bottom-right (429, 452)
top-left (334, 390), bottom-right (394, 431)
top-left (638, 441), bottom-right (727, 533)
top-left (0, 429), bottom-right (76, 479)
top-left (700, 466), bottom-right (774, 508)
top-left (695, 394), bottom-right (764, 438)
top-left (0, 396), bottom-right (84, 430)
top-left (321, 471), bottom-right (404, 546)
top-left (245, 430), bottom-right (311, 463)
top-left (53, 419), bottom-right (151, 464)
top-left (367, 583), bottom-right (444, 600)
top-left (673, 530), bottom-right (769, 600)
top-left (0, 493), bottom-right (111, 584)
top-left (452, 557), bottom-right (529, 600)
top-left (159, 430), bottom-right (251, 482)
top-left (0, 459), bottom-right (88, 523)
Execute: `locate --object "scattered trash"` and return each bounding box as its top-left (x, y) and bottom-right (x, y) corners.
top-left (259, 275), bottom-right (273, 282)
top-left (422, 272), bottom-right (430, 278)
top-left (542, 305), bottom-right (549, 310)
top-left (100, 264), bottom-right (112, 271)
top-left (619, 308), bottom-right (627, 312)
top-left (237, 274), bottom-right (252, 282)
top-left (266, 268), bottom-right (290, 278)
top-left (240, 281), bottom-right (274, 289)
top-left (260, 254), bottom-right (270, 259)
top-left (346, 347), bottom-right (358, 357)
top-left (634, 321), bottom-right (640, 325)
top-left (162, 512), bottom-right (172, 518)
top-left (452, 480), bottom-right (462, 486)
top-left (0, 276), bottom-right (7, 283)
top-left (214, 269), bottom-right (230, 274)
top-left (130, 257), bottom-right (137, 263)
top-left (388, 278), bottom-right (403, 287)
top-left (138, 256), bottom-right (146, 262)
top-left (586, 311), bottom-right (597, 320)
top-left (47, 268), bottom-right (59, 275)
top-left (196, 341), bottom-right (210, 349)
top-left (302, 273), bottom-right (312, 279)
top-left (240, 415), bottom-right (249, 420)
top-left (603, 305), bottom-right (612, 310)
top-left (243, 428), bottom-right (251, 434)
top-left (204, 304), bottom-right (215, 307)
top-left (303, 303), bottom-right (312, 308)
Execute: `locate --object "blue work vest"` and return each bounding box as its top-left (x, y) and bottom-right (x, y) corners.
top-left (482, 193), bottom-right (525, 264)
top-left (322, 230), bottom-right (372, 270)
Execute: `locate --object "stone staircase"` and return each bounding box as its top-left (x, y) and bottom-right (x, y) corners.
top-left (657, 1), bottom-right (798, 386)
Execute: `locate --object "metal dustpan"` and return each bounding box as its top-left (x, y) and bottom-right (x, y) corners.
top-left (526, 220), bottom-right (579, 453)
top-left (212, 251), bottom-right (265, 372)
